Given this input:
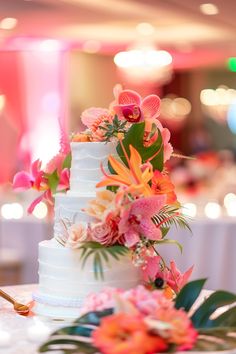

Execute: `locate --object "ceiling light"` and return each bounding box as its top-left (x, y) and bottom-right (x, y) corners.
top-left (0, 17), bottom-right (18, 30)
top-left (114, 45), bottom-right (173, 85)
top-left (136, 23), bottom-right (155, 36)
top-left (200, 3), bottom-right (219, 15)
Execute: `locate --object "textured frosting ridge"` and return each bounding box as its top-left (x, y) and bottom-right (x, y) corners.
top-left (69, 141), bottom-right (116, 195)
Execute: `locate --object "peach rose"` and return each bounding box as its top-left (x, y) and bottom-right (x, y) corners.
top-left (65, 224), bottom-right (88, 248)
top-left (86, 190), bottom-right (116, 221)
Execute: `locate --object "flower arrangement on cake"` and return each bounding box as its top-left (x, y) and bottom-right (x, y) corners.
top-left (13, 84), bottom-right (193, 296)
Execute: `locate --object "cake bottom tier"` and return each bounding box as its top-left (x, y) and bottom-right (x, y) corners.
top-left (33, 239), bottom-right (141, 319)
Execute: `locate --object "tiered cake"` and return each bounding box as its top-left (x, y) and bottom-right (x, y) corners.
top-left (33, 141), bottom-right (141, 319)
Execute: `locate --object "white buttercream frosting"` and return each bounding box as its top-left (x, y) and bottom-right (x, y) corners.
top-left (34, 239), bottom-right (140, 319)
top-left (35, 142), bottom-right (141, 319)
top-left (69, 141), bottom-right (116, 195)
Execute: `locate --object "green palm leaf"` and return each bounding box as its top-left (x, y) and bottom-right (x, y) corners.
top-left (79, 242), bottom-right (129, 280)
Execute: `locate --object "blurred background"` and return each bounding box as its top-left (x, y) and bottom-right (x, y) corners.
top-left (0, 0), bottom-right (236, 291)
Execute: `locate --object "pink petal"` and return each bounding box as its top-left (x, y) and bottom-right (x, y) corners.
top-left (131, 195), bottom-right (166, 218)
top-left (57, 168), bottom-right (70, 191)
top-left (124, 229), bottom-right (140, 247)
top-left (31, 159), bottom-right (42, 179)
top-left (27, 194), bottom-right (44, 214)
top-left (118, 90), bottom-right (141, 105)
top-left (113, 84), bottom-right (123, 102)
top-left (140, 220), bottom-right (162, 240)
top-left (181, 264), bottom-right (194, 287)
top-left (45, 153), bottom-right (65, 174)
top-left (13, 171), bottom-right (33, 190)
top-left (81, 107), bottom-right (109, 128)
top-left (141, 95), bottom-right (161, 120)
top-left (142, 256), bottom-right (161, 282)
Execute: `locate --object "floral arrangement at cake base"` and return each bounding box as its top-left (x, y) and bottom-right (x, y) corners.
top-left (39, 279), bottom-right (236, 354)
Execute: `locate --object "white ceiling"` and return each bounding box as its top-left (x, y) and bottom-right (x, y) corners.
top-left (0, 0), bottom-right (236, 69)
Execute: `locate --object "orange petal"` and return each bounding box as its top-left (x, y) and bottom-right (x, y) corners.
top-left (108, 155), bottom-right (132, 184)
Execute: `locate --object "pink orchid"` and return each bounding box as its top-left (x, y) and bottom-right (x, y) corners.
top-left (142, 256), bottom-right (193, 294)
top-left (13, 159), bottom-right (46, 192)
top-left (13, 159), bottom-right (52, 214)
top-left (57, 168), bottom-right (70, 191)
top-left (166, 261), bottom-right (194, 293)
top-left (119, 195), bottom-right (166, 247)
top-left (113, 89), bottom-right (161, 123)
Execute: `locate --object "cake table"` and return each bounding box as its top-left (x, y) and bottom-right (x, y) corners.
top-left (0, 284), bottom-right (235, 354)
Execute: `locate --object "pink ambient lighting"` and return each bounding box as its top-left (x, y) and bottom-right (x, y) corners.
top-left (19, 40), bottom-right (68, 166)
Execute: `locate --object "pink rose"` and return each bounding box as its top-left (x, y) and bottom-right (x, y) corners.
top-left (90, 215), bottom-right (121, 246)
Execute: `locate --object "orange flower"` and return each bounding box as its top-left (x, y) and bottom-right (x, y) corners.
top-left (153, 307), bottom-right (198, 350)
top-left (151, 170), bottom-right (177, 204)
top-left (97, 144), bottom-right (153, 197)
top-left (92, 313), bottom-right (168, 354)
top-left (71, 133), bottom-right (91, 142)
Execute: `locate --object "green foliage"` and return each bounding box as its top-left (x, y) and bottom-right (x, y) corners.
top-left (116, 122), bottom-right (164, 171)
top-left (74, 309), bottom-right (114, 326)
top-left (175, 278), bottom-right (207, 311)
top-left (47, 170), bottom-right (59, 194)
top-left (62, 153), bottom-right (72, 169)
top-left (155, 238), bottom-right (183, 253)
top-left (79, 242), bottom-right (129, 280)
top-left (152, 205), bottom-right (191, 233)
top-left (99, 115), bottom-right (128, 142)
top-left (39, 309), bottom-right (113, 353)
top-left (39, 338), bottom-right (97, 353)
top-left (191, 290), bottom-right (236, 328)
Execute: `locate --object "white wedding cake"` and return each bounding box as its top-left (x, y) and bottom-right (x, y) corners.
top-left (33, 142), bottom-right (141, 319)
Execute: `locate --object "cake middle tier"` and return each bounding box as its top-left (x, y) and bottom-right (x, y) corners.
top-left (53, 193), bottom-right (94, 239)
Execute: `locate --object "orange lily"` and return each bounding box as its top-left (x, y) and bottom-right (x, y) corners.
top-left (96, 143), bottom-right (153, 196)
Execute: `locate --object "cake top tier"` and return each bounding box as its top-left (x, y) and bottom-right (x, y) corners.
top-left (69, 141), bottom-right (116, 196)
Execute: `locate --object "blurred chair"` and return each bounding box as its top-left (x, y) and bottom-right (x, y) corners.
top-left (0, 248), bottom-right (23, 285)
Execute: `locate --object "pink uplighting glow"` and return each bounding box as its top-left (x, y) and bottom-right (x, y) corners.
top-left (20, 46), bottom-right (68, 167)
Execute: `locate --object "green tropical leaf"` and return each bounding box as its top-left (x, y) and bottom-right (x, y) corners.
top-left (62, 153), bottom-right (72, 169)
top-left (161, 227), bottom-right (170, 238)
top-left (116, 122), bottom-right (164, 171)
top-left (52, 325), bottom-right (93, 337)
top-left (155, 239), bottom-right (183, 253)
top-left (74, 309), bottom-right (114, 325)
top-left (39, 338), bottom-right (96, 353)
top-left (191, 291), bottom-right (236, 328)
top-left (79, 242), bottom-right (129, 280)
top-left (152, 205), bottom-right (191, 233)
top-left (47, 170), bottom-right (59, 194)
top-left (175, 278), bottom-right (207, 312)
top-left (195, 327), bottom-right (236, 351)
top-left (212, 306), bottom-right (236, 327)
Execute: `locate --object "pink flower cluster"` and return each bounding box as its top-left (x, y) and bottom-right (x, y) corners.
top-left (79, 85), bottom-right (173, 162)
